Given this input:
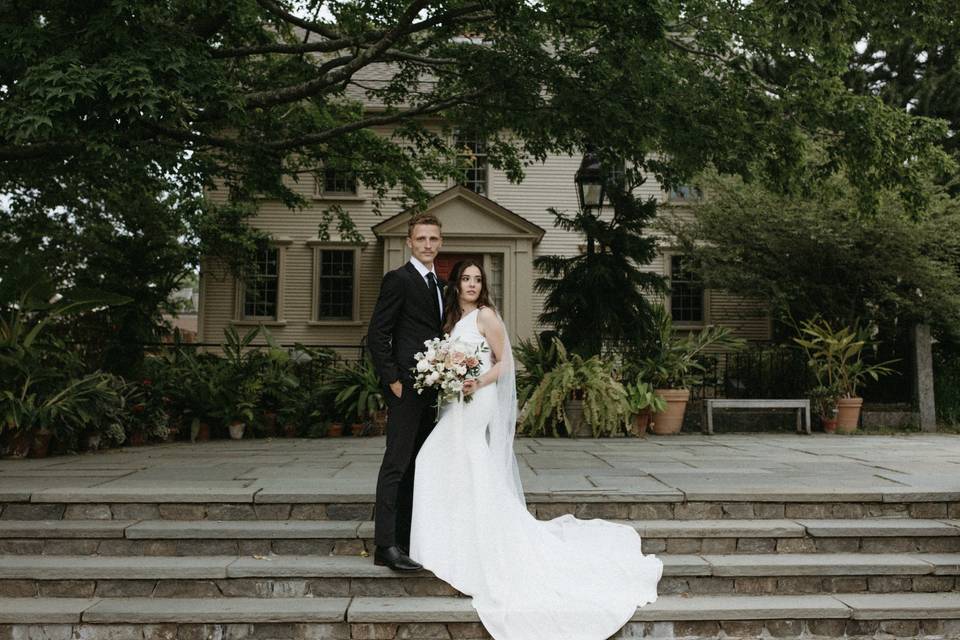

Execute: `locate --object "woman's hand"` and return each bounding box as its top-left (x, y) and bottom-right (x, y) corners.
top-left (463, 378), bottom-right (481, 396)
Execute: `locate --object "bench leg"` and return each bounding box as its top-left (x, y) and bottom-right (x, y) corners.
top-left (796, 409), bottom-right (802, 434)
top-left (706, 405), bottom-right (714, 435)
top-left (805, 406), bottom-right (812, 435)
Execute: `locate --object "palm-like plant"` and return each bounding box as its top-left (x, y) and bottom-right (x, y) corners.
top-left (793, 317), bottom-right (898, 398)
top-left (634, 304), bottom-right (745, 389)
top-left (328, 358), bottom-right (384, 423)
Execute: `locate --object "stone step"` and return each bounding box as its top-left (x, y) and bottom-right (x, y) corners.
top-left (4, 493), bottom-right (959, 522)
top-left (2, 518), bottom-right (958, 556)
top-left (2, 553), bottom-right (958, 598)
top-left (2, 594), bottom-right (960, 639)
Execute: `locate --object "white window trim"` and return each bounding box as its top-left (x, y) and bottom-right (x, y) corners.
top-left (665, 250), bottom-right (709, 328)
top-left (233, 239), bottom-right (292, 326)
top-left (663, 184), bottom-right (704, 206)
top-left (312, 167), bottom-right (364, 201)
top-left (451, 129), bottom-right (490, 197)
top-left (308, 241), bottom-right (363, 325)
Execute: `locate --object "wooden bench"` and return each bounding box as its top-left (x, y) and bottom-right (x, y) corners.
top-left (702, 398), bottom-right (811, 435)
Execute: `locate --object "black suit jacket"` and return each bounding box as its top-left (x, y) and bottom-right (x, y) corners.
top-left (367, 262), bottom-right (445, 387)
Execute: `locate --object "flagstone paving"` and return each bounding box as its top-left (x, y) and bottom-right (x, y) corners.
top-left (1, 434), bottom-right (959, 500)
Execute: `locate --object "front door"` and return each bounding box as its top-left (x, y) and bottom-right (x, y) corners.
top-left (434, 253), bottom-right (484, 282)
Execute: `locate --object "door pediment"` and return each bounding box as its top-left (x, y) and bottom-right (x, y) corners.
top-left (372, 185), bottom-right (545, 243)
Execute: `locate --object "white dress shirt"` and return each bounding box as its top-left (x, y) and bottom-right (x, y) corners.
top-left (409, 256), bottom-right (444, 317)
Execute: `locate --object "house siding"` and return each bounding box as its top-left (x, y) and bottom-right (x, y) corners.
top-left (199, 134), bottom-right (771, 349)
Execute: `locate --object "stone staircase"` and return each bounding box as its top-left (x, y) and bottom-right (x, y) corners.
top-left (2, 490), bottom-right (960, 639)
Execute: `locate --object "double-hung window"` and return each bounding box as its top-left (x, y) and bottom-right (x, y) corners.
top-left (454, 131), bottom-right (488, 196)
top-left (669, 254), bottom-right (705, 324)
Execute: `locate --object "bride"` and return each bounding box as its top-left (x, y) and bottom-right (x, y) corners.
top-left (410, 259), bottom-right (662, 640)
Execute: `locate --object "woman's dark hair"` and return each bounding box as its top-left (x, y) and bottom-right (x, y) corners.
top-left (442, 259), bottom-right (495, 334)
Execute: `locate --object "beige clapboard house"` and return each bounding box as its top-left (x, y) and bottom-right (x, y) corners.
top-left (198, 132), bottom-right (771, 354)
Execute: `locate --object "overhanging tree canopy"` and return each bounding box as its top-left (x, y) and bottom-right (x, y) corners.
top-left (2, 0), bottom-right (953, 218)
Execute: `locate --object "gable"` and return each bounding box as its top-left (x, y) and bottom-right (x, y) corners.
top-left (372, 185), bottom-right (545, 243)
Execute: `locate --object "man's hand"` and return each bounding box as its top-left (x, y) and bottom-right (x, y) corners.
top-left (390, 380), bottom-right (403, 399)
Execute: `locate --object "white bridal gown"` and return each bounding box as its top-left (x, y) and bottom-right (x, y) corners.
top-left (410, 308), bottom-right (662, 640)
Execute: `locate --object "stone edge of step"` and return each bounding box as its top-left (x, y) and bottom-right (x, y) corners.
top-left (2, 518), bottom-right (958, 540)
top-left (1, 552), bottom-right (958, 579)
top-left (3, 593), bottom-right (960, 624)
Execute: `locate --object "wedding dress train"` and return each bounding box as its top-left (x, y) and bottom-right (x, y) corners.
top-left (410, 308), bottom-right (662, 640)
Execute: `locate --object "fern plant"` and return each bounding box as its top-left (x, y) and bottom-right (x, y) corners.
top-left (519, 339), bottom-right (630, 437)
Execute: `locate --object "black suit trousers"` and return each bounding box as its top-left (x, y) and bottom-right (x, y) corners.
top-left (374, 379), bottom-right (437, 548)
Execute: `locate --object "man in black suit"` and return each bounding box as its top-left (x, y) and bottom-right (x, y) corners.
top-left (366, 213), bottom-right (445, 572)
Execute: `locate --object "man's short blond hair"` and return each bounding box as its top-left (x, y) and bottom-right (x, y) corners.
top-left (407, 213), bottom-right (442, 237)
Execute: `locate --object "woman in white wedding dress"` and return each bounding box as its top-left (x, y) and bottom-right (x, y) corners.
top-left (410, 259), bottom-right (662, 640)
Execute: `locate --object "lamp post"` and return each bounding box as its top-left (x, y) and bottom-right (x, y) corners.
top-left (575, 148), bottom-right (606, 255)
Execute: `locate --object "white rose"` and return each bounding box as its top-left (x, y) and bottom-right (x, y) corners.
top-left (456, 364), bottom-right (467, 376)
top-left (426, 372), bottom-right (440, 385)
top-left (425, 348), bottom-right (436, 361)
top-left (416, 359), bottom-right (431, 373)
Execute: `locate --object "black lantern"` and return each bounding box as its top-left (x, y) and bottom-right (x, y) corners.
top-left (575, 148), bottom-right (606, 216)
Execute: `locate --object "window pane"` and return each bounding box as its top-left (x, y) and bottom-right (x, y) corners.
top-left (454, 130), bottom-right (488, 196)
top-left (318, 249), bottom-right (355, 320)
top-left (319, 167), bottom-right (357, 194)
top-left (487, 253), bottom-right (504, 313)
top-left (670, 255), bottom-right (703, 323)
top-left (668, 185), bottom-right (703, 202)
top-left (243, 247), bottom-right (279, 319)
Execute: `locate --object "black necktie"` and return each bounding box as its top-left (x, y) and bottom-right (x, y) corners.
top-left (426, 272), bottom-right (441, 322)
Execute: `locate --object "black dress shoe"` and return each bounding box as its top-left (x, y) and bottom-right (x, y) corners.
top-left (374, 545), bottom-right (422, 572)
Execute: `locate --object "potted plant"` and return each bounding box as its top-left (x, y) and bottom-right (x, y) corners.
top-left (329, 358), bottom-right (385, 438)
top-left (624, 381), bottom-right (667, 436)
top-left (217, 376), bottom-right (262, 440)
top-left (258, 329), bottom-right (299, 438)
top-left (518, 338), bottom-right (631, 438)
top-left (794, 317), bottom-right (898, 433)
top-left (327, 420), bottom-right (344, 437)
top-left (808, 384), bottom-right (841, 433)
top-left (636, 304), bottom-right (745, 434)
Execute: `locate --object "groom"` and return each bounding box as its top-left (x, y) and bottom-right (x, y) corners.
top-left (367, 212), bottom-right (445, 572)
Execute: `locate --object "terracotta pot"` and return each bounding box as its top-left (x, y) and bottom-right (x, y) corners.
top-left (129, 431), bottom-right (146, 447)
top-left (262, 411), bottom-right (278, 438)
top-left (283, 423), bottom-right (298, 438)
top-left (836, 397), bottom-right (863, 433)
top-left (30, 429), bottom-right (52, 458)
top-left (563, 398), bottom-right (590, 437)
top-left (350, 422), bottom-right (366, 437)
top-left (7, 431), bottom-right (31, 458)
top-left (372, 409), bottom-right (388, 436)
top-left (164, 427), bottom-right (179, 443)
top-left (651, 388), bottom-right (690, 435)
top-left (821, 416), bottom-right (838, 434)
top-left (228, 421), bottom-right (246, 440)
top-left (193, 422), bottom-right (211, 442)
top-left (632, 410), bottom-right (651, 437)
top-left (327, 422), bottom-right (344, 437)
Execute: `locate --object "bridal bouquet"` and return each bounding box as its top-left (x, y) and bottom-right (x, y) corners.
top-left (412, 335), bottom-right (488, 408)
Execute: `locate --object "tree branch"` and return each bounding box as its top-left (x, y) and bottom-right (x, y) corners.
top-left (243, 0), bottom-right (432, 109)
top-left (665, 35), bottom-right (784, 97)
top-left (262, 92), bottom-right (481, 150)
top-left (0, 142), bottom-right (79, 162)
top-left (256, 0), bottom-right (341, 40)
